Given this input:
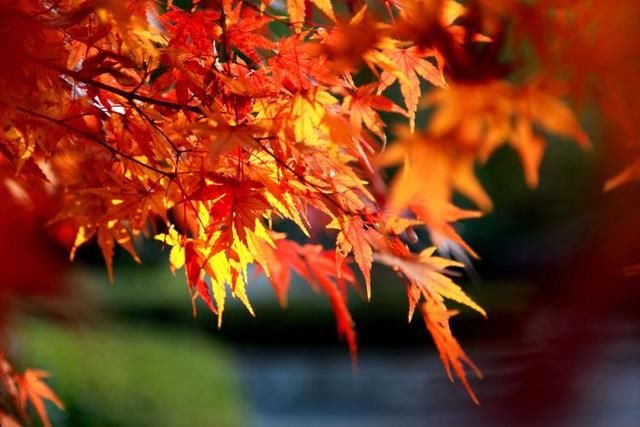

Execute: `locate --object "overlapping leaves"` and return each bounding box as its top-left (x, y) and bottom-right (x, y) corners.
top-left (0, 0), bottom-right (599, 404)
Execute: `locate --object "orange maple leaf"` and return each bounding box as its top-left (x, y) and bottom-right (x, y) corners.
top-left (378, 46), bottom-right (447, 131)
top-left (420, 299), bottom-right (482, 404)
top-left (15, 369), bottom-right (64, 427)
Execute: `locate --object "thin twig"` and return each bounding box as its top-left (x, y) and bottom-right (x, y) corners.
top-left (42, 62), bottom-right (204, 114)
top-left (9, 103), bottom-right (172, 177)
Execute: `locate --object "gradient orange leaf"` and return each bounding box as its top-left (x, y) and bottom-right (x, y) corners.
top-left (328, 215), bottom-right (374, 300)
top-left (342, 83), bottom-right (407, 140)
top-left (310, 0), bottom-right (336, 22)
top-left (375, 247), bottom-right (486, 317)
top-left (15, 370), bottom-right (64, 427)
top-left (419, 299), bottom-right (482, 404)
top-left (272, 240), bottom-right (358, 360)
top-left (287, 0), bottom-right (306, 31)
top-left (378, 46), bottom-right (447, 131)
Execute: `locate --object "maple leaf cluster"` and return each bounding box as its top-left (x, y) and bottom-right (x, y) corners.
top-left (1, 353), bottom-right (63, 427)
top-left (1, 0), bottom-right (637, 404)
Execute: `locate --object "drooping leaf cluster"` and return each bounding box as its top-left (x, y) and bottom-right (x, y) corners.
top-left (2, 0), bottom-right (637, 403)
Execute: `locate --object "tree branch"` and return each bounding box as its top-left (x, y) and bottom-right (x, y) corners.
top-left (42, 62), bottom-right (204, 114)
top-left (9, 103), bottom-right (173, 178)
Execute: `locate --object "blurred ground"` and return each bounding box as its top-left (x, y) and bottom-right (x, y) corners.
top-left (6, 261), bottom-right (639, 427)
top-left (11, 315), bottom-right (246, 426)
top-left (237, 327), bottom-right (639, 427)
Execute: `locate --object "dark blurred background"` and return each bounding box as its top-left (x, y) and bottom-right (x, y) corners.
top-left (2, 128), bottom-right (639, 427)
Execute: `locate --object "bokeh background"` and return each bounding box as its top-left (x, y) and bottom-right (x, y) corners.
top-left (2, 128), bottom-right (639, 427)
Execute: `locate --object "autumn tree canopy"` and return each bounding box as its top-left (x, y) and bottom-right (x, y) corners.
top-left (1, 0), bottom-right (639, 418)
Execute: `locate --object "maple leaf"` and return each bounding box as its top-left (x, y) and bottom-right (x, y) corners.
top-left (65, 169), bottom-right (169, 281)
top-left (287, 0), bottom-right (307, 32)
top-left (375, 246), bottom-right (486, 319)
top-left (155, 225), bottom-right (186, 272)
top-left (0, 411), bottom-right (20, 427)
top-left (425, 82), bottom-right (589, 187)
top-left (155, 178), bottom-right (277, 326)
top-left (267, 240), bottom-right (359, 360)
top-left (419, 299), bottom-right (482, 404)
top-left (342, 82), bottom-right (407, 141)
top-left (378, 47), bottom-right (447, 131)
top-left (389, 0), bottom-right (495, 81)
top-left (191, 178), bottom-right (270, 244)
top-left (328, 215), bottom-right (374, 300)
top-left (379, 127), bottom-right (492, 245)
top-left (224, 1), bottom-right (274, 63)
top-left (70, 221), bottom-right (142, 283)
top-left (186, 114), bottom-right (262, 161)
top-left (286, 0), bottom-right (336, 30)
top-left (411, 203), bottom-right (483, 258)
top-left (15, 370), bottom-right (64, 427)
top-left (160, 227), bottom-right (261, 326)
top-left (288, 89), bottom-right (340, 145)
top-left (160, 7), bottom-right (221, 54)
top-left (253, 235), bottom-right (292, 307)
top-left (311, 0), bottom-right (336, 22)
top-left (372, 245), bottom-right (484, 401)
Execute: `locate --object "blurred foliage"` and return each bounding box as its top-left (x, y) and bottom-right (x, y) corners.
top-left (13, 319), bottom-right (247, 427)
